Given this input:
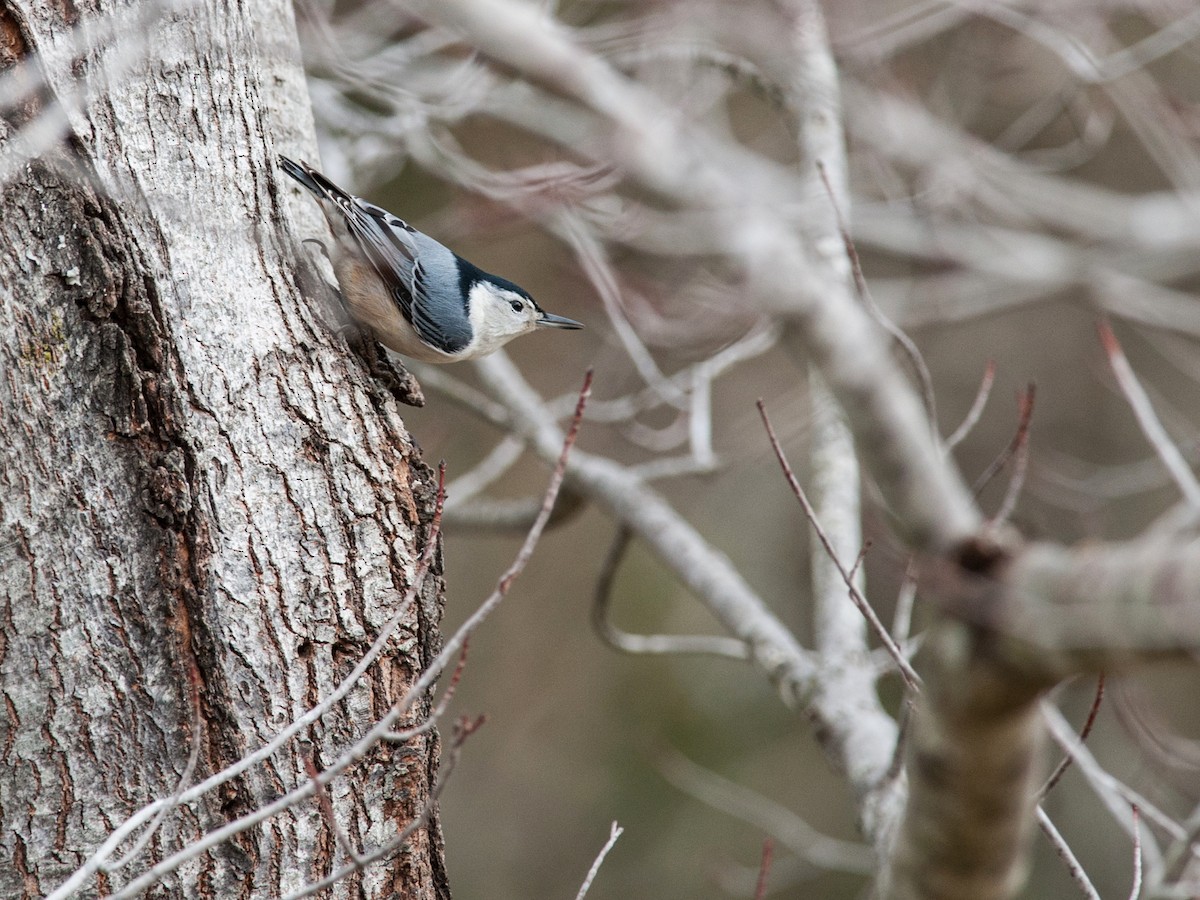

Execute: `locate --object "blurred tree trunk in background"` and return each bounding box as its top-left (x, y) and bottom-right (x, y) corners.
top-left (0, 2), bottom-right (447, 897)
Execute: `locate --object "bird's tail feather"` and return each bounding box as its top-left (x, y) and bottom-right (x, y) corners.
top-left (278, 155), bottom-right (352, 204)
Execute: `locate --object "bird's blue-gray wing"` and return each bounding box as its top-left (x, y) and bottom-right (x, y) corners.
top-left (338, 200), bottom-right (471, 354)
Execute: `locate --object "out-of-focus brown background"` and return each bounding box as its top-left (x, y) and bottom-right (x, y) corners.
top-left (301, 2), bottom-right (1200, 896)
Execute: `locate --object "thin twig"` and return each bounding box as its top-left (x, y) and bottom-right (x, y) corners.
top-left (1038, 806), bottom-right (1102, 900)
top-left (946, 360), bottom-right (997, 451)
top-left (754, 839), bottom-right (775, 900)
top-left (1130, 804), bottom-right (1143, 900)
top-left (1043, 702), bottom-right (1182, 846)
top-left (847, 542), bottom-right (872, 582)
top-left (302, 748), bottom-right (362, 864)
top-left (817, 160), bottom-right (938, 432)
top-left (758, 399), bottom-right (920, 690)
top-left (281, 715), bottom-right (485, 900)
top-left (383, 638), bottom-right (470, 743)
top-left (100, 658), bottom-right (205, 872)
top-left (885, 697), bottom-right (916, 785)
top-left (660, 749), bottom-right (875, 874)
top-left (892, 558), bottom-right (919, 649)
top-left (1099, 320), bottom-right (1200, 510)
top-left (591, 525), bottom-right (749, 660)
top-left (1162, 800), bottom-right (1200, 881)
top-left (972, 384), bottom-right (1036, 499)
top-left (557, 211), bottom-right (684, 406)
top-left (991, 386), bottom-right (1036, 525)
top-left (574, 821), bottom-right (624, 900)
top-left (1041, 674), bottom-right (1106, 798)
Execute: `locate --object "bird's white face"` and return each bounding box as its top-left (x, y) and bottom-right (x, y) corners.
top-left (466, 281), bottom-right (544, 357)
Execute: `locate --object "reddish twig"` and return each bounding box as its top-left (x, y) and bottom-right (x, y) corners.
top-left (757, 399), bottom-right (920, 690)
top-left (1041, 674), bottom-right (1106, 798)
top-left (753, 838), bottom-right (775, 900)
top-left (303, 749), bottom-right (361, 864)
top-left (382, 638), bottom-right (471, 744)
top-left (284, 713), bottom-right (487, 900)
top-left (990, 386), bottom-right (1036, 525)
top-left (972, 383), bottom-right (1036, 500)
top-left (453, 714), bottom-right (487, 745)
top-left (498, 369), bottom-right (592, 594)
top-left (847, 541), bottom-right (872, 583)
top-left (276, 369), bottom-right (596, 899)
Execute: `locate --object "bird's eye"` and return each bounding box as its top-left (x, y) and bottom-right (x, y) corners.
top-left (510, 299), bottom-right (524, 313)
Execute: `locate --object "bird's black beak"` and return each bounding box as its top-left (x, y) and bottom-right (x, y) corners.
top-left (537, 312), bottom-right (584, 329)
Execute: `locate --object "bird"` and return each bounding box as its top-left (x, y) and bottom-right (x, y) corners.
top-left (278, 155), bottom-right (583, 363)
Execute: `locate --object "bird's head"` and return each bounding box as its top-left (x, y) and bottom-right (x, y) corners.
top-left (464, 268), bottom-right (583, 357)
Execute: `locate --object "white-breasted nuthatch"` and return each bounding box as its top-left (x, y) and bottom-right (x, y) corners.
top-left (279, 155), bottom-right (583, 363)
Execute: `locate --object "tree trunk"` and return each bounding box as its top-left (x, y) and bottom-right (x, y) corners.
top-left (0, 2), bottom-right (449, 897)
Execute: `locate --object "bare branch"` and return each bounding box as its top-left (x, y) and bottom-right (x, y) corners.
top-left (972, 7), bottom-right (1200, 85)
top-left (1038, 807), bottom-right (1102, 900)
top-left (1043, 702), bottom-right (1180, 858)
top-left (475, 351), bottom-right (819, 703)
top-left (383, 638), bottom-right (470, 743)
top-left (754, 839), bottom-right (775, 900)
top-left (1131, 805), bottom-right (1144, 900)
top-left (574, 822), bottom-right (624, 900)
top-left (661, 749), bottom-right (875, 874)
top-left (817, 160), bottom-right (938, 431)
top-left (99, 659), bottom-right (205, 873)
top-left (1041, 675), bottom-right (1106, 799)
top-left (990, 387), bottom-right (1035, 526)
top-left (556, 211), bottom-right (684, 405)
top-left (945, 360), bottom-right (997, 451)
top-left (972, 385), bottom-right (1035, 501)
top-left (591, 525), bottom-right (750, 660)
top-left (892, 558), bottom-right (919, 649)
top-left (1162, 803), bottom-right (1200, 882)
top-left (281, 715), bottom-right (485, 900)
top-left (1098, 320), bottom-right (1200, 511)
top-left (411, 0), bottom-right (982, 552)
top-left (758, 399), bottom-right (919, 690)
top-left (986, 540), bottom-right (1200, 676)
top-left (302, 748), bottom-right (362, 865)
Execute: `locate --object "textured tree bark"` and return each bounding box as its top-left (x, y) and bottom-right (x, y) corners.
top-left (0, 2), bottom-right (449, 897)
